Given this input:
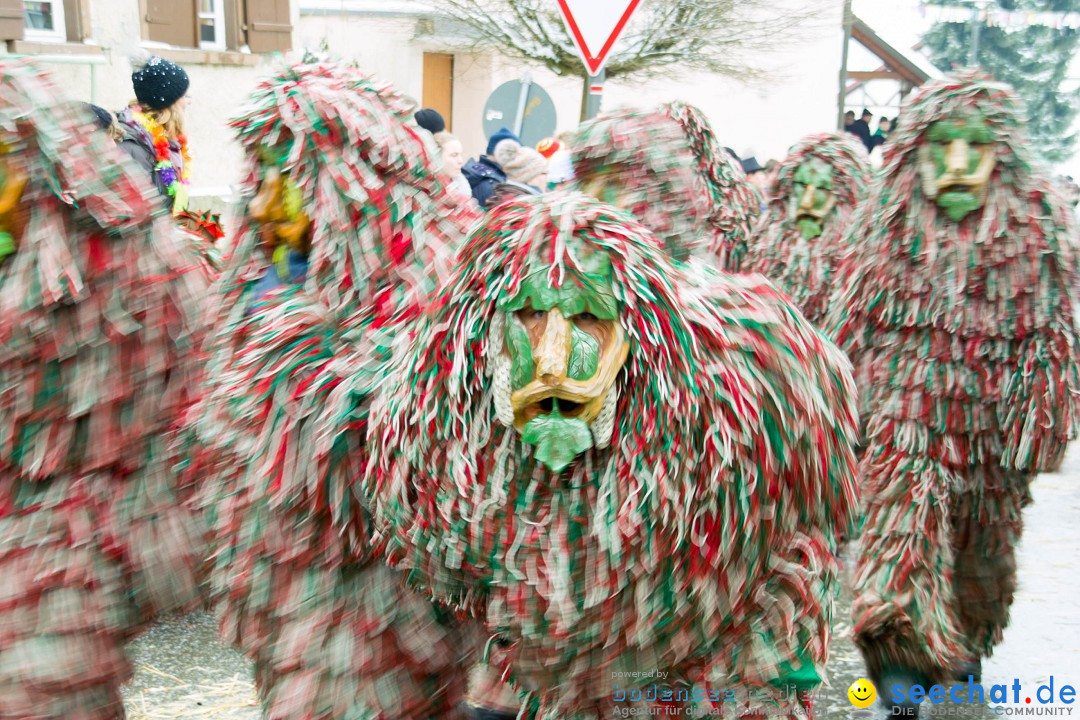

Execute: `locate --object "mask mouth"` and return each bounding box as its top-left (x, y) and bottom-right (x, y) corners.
top-left (940, 182), bottom-right (976, 195)
top-left (796, 211), bottom-right (826, 224)
top-left (523, 395), bottom-right (588, 424)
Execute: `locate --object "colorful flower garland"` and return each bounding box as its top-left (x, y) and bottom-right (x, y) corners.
top-left (131, 108), bottom-right (190, 200)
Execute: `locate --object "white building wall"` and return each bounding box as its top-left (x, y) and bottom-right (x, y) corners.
top-left (304, 0), bottom-right (845, 166)
top-left (296, 11), bottom-right (424, 101)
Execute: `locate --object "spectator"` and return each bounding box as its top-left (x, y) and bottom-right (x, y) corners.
top-left (432, 130), bottom-right (473, 202)
top-left (547, 148), bottom-right (575, 189)
top-left (461, 127), bottom-right (535, 208)
top-left (116, 55), bottom-right (192, 214)
top-left (844, 110), bottom-right (856, 133)
top-left (485, 126), bottom-right (520, 155)
top-left (871, 116), bottom-right (892, 150)
top-left (741, 155), bottom-right (768, 194)
top-left (847, 108), bottom-right (874, 153)
top-left (536, 137), bottom-right (563, 159)
top-left (414, 108), bottom-right (446, 134)
top-left (493, 138), bottom-right (548, 188)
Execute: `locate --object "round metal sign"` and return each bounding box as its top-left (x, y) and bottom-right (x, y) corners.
top-left (482, 76), bottom-right (557, 148)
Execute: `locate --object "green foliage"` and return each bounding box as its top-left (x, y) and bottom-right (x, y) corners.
top-left (921, 0), bottom-right (1080, 164)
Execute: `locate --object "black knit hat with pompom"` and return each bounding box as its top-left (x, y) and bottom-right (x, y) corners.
top-left (132, 55), bottom-right (189, 111)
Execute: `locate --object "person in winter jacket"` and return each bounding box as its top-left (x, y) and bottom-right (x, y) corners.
top-left (115, 55), bottom-right (191, 214)
top-left (462, 154), bottom-right (507, 209)
top-left (493, 138), bottom-right (548, 188)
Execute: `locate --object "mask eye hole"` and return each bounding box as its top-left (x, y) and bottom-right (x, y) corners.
top-left (573, 312), bottom-right (598, 323)
top-left (515, 307), bottom-right (547, 333)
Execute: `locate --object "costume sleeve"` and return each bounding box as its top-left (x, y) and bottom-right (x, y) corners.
top-left (193, 285), bottom-right (380, 538)
top-left (998, 195), bottom-right (1080, 472)
top-left (690, 271), bottom-right (859, 703)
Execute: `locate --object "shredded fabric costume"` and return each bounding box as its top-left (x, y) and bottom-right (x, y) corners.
top-left (743, 133), bottom-right (870, 326)
top-left (0, 61), bottom-right (210, 719)
top-left (825, 74), bottom-right (1080, 688)
top-left (176, 208), bottom-right (224, 273)
top-left (367, 193), bottom-right (860, 719)
top-left (188, 60), bottom-right (480, 720)
top-left (570, 102), bottom-right (759, 269)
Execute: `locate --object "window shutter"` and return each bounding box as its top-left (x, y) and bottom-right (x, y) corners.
top-left (146, 0), bottom-right (197, 48)
top-left (63, 0), bottom-right (89, 42)
top-left (0, 0), bottom-right (25, 42)
top-left (224, 0), bottom-right (243, 52)
top-left (244, 0), bottom-right (290, 53)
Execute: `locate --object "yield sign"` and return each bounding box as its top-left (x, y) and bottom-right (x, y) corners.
top-left (556, 0), bottom-right (642, 76)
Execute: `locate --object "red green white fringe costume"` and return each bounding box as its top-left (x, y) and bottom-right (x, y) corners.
top-left (570, 102), bottom-right (760, 269)
top-left (825, 74), bottom-right (1080, 684)
top-left (188, 60), bottom-right (480, 719)
top-left (743, 133), bottom-right (870, 326)
top-left (0, 60), bottom-right (210, 719)
top-left (367, 193), bottom-right (860, 719)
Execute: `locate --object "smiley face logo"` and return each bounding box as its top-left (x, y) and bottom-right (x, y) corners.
top-left (848, 678), bottom-right (877, 708)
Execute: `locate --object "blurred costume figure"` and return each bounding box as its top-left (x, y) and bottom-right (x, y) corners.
top-left (571, 102), bottom-right (759, 270)
top-left (743, 133), bottom-right (870, 326)
top-left (174, 208), bottom-right (224, 271)
top-left (368, 194), bottom-right (860, 719)
top-left (826, 74), bottom-right (1080, 708)
top-left (0, 60), bottom-right (209, 719)
top-left (189, 60), bottom-right (479, 720)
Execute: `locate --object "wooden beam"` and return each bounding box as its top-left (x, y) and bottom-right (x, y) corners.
top-left (837, 0), bottom-right (853, 130)
top-left (850, 16), bottom-right (930, 87)
top-left (849, 70), bottom-right (903, 81)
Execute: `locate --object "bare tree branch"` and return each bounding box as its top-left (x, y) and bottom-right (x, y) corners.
top-left (426, 0), bottom-right (826, 84)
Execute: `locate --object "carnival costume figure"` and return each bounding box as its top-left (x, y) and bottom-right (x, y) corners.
top-left (826, 74), bottom-right (1080, 706)
top-left (189, 60), bottom-right (479, 719)
top-left (368, 193), bottom-right (860, 719)
top-left (571, 102), bottom-right (759, 269)
top-left (0, 60), bottom-right (210, 719)
top-left (743, 133), bottom-right (870, 326)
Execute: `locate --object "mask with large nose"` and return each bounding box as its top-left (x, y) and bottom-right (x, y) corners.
top-left (494, 249), bottom-right (629, 473)
top-left (918, 110), bottom-right (997, 222)
top-left (790, 157), bottom-right (835, 240)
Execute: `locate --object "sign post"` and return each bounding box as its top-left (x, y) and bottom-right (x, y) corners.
top-left (584, 69), bottom-right (605, 120)
top-left (512, 72), bottom-right (534, 137)
top-left (556, 0), bottom-right (641, 120)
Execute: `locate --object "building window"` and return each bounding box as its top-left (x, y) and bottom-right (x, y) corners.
top-left (198, 0), bottom-right (225, 50)
top-left (23, 0), bottom-right (65, 42)
top-left (145, 0), bottom-right (291, 54)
